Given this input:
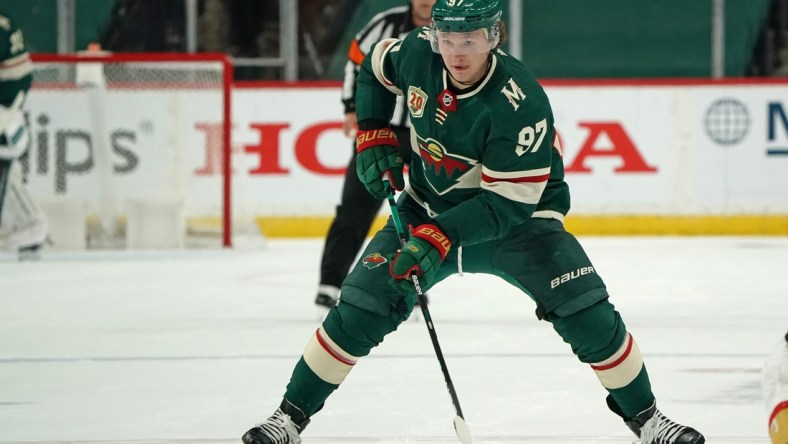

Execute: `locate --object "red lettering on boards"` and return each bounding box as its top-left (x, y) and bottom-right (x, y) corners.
top-left (565, 122), bottom-right (657, 173)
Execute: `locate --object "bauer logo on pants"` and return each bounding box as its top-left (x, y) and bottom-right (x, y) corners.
top-left (550, 266), bottom-right (596, 289)
top-left (362, 252), bottom-right (388, 269)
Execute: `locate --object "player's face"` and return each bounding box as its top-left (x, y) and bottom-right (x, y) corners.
top-left (437, 29), bottom-right (491, 85)
top-left (412, 0), bottom-right (436, 25)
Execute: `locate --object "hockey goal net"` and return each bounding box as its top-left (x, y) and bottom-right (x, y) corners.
top-left (29, 52), bottom-right (235, 249)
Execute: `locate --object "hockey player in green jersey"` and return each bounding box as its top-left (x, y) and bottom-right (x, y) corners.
top-left (0, 12), bottom-right (47, 259)
top-left (242, 1), bottom-right (705, 443)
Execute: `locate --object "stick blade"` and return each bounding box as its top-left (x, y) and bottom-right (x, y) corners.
top-left (453, 416), bottom-right (472, 444)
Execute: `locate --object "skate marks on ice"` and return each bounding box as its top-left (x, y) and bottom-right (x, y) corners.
top-left (0, 238), bottom-right (785, 444)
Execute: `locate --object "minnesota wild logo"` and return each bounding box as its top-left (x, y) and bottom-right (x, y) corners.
top-left (362, 252), bottom-right (388, 269)
top-left (416, 137), bottom-right (476, 194)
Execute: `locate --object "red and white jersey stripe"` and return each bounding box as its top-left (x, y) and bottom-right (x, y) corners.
top-left (370, 38), bottom-right (403, 96)
top-left (480, 165), bottom-right (550, 204)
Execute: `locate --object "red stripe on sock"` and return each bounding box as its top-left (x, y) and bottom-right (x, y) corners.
top-left (591, 334), bottom-right (633, 371)
top-left (315, 328), bottom-right (355, 366)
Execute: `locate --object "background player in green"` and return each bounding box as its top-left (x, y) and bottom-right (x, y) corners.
top-left (242, 1), bottom-right (705, 443)
top-left (0, 11), bottom-right (48, 260)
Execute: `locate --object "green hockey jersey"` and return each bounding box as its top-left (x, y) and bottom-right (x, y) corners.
top-left (0, 14), bottom-right (32, 107)
top-left (356, 27), bottom-right (570, 247)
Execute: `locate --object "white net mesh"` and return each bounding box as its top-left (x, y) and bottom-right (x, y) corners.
top-left (28, 54), bottom-right (240, 249)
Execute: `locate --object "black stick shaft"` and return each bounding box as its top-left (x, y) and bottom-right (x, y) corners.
top-left (384, 186), bottom-right (465, 420)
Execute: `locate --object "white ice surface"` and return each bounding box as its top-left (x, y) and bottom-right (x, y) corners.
top-left (0, 237), bottom-right (786, 443)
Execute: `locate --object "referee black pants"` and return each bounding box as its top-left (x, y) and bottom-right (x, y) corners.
top-left (318, 126), bottom-right (412, 290)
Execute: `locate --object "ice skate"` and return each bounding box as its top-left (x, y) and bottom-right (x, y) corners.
top-left (314, 291), bottom-right (337, 320)
top-left (314, 292), bottom-right (337, 309)
top-left (314, 285), bottom-right (339, 310)
top-left (17, 242), bottom-right (42, 261)
top-left (242, 399), bottom-right (310, 444)
top-left (608, 397), bottom-right (704, 443)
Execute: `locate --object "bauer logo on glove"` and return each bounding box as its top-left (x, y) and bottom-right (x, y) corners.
top-left (389, 224), bottom-right (451, 295)
top-left (355, 126), bottom-right (405, 199)
top-left (416, 226), bottom-right (451, 253)
top-left (356, 128), bottom-right (397, 148)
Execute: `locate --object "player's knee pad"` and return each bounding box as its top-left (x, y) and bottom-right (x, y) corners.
top-left (550, 299), bottom-right (628, 363)
top-left (322, 302), bottom-right (402, 356)
top-left (341, 267), bottom-right (414, 320)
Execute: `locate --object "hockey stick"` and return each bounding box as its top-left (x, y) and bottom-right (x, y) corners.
top-left (383, 180), bottom-right (472, 444)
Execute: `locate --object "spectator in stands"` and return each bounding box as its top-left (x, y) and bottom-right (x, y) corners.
top-left (100, 0), bottom-right (185, 52)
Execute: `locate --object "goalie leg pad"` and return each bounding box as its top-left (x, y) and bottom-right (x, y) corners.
top-left (0, 96), bottom-right (31, 161)
top-left (0, 159), bottom-right (9, 220)
top-left (0, 161), bottom-right (47, 251)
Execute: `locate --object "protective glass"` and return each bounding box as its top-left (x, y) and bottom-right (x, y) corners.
top-left (429, 27), bottom-right (499, 55)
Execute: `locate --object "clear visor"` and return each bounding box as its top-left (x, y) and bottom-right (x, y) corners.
top-left (429, 27), bottom-right (499, 55)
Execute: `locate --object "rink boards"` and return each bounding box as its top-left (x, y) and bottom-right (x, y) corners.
top-left (24, 79), bottom-right (788, 236)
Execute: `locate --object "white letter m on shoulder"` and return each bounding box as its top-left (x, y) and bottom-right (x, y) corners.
top-left (501, 78), bottom-right (526, 111)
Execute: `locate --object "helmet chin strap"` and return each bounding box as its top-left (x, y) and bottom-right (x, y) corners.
top-left (444, 53), bottom-right (493, 88)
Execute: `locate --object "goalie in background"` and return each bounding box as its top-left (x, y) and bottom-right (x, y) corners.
top-left (763, 330), bottom-right (788, 444)
top-left (314, 0), bottom-right (436, 309)
top-left (0, 13), bottom-right (47, 260)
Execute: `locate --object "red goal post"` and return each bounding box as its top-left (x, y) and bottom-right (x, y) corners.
top-left (30, 52), bottom-right (234, 248)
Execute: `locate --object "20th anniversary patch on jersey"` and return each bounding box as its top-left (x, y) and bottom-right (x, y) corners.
top-left (407, 86), bottom-right (428, 118)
